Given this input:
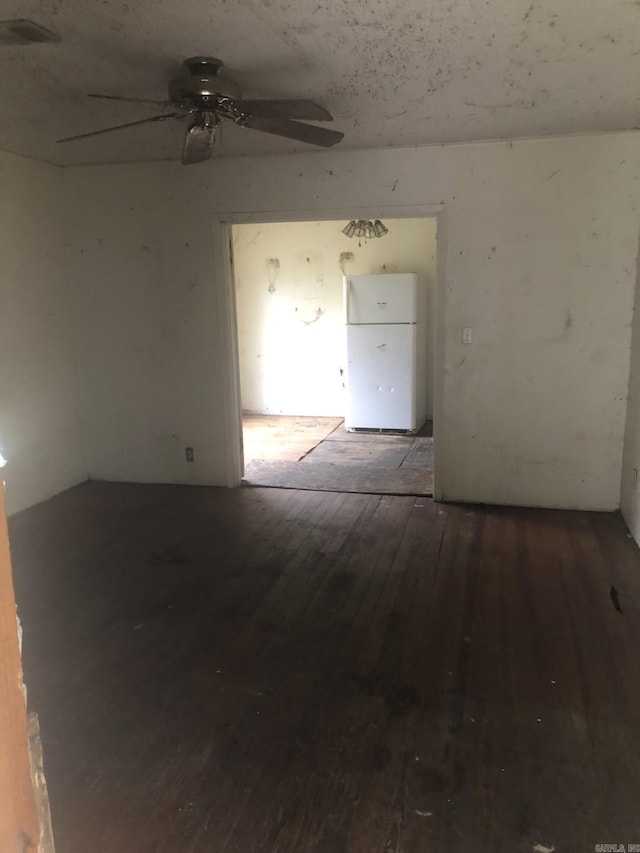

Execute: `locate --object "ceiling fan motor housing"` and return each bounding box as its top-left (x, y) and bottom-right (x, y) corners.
top-left (184, 56), bottom-right (224, 76)
top-left (169, 56), bottom-right (241, 107)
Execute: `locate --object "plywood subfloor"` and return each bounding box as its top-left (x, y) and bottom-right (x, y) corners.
top-left (244, 459), bottom-right (433, 496)
top-left (10, 481), bottom-right (640, 852)
top-left (242, 414), bottom-right (343, 462)
top-left (243, 417), bottom-right (434, 496)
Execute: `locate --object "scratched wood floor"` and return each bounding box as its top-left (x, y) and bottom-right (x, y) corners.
top-left (9, 481), bottom-right (640, 852)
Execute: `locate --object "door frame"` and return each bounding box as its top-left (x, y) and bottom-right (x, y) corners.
top-left (213, 204), bottom-right (448, 499)
top-left (0, 480), bottom-right (41, 850)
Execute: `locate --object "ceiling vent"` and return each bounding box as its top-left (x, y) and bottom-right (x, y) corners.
top-left (0, 19), bottom-right (60, 46)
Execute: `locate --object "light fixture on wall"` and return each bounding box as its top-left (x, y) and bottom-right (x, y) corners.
top-left (342, 219), bottom-right (388, 239)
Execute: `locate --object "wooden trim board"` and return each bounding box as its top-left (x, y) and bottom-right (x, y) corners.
top-left (0, 481), bottom-right (41, 851)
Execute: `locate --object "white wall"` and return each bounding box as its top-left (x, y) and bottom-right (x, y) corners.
top-left (233, 218), bottom-right (437, 417)
top-left (620, 253), bottom-right (640, 540)
top-left (0, 152), bottom-right (87, 515)
top-left (63, 182), bottom-right (228, 487)
top-left (62, 131), bottom-right (640, 510)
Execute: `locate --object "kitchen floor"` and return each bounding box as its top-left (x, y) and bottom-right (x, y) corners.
top-left (242, 414), bottom-right (344, 463)
top-left (243, 415), bottom-right (434, 496)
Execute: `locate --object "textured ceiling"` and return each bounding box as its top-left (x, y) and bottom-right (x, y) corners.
top-left (1, 0), bottom-right (640, 166)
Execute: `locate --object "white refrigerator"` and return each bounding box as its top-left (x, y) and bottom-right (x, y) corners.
top-left (344, 273), bottom-right (427, 432)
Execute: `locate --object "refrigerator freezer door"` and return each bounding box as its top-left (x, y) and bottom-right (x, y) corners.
top-left (345, 273), bottom-right (417, 325)
top-left (345, 324), bottom-right (417, 430)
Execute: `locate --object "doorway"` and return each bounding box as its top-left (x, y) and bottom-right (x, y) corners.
top-left (223, 212), bottom-right (441, 496)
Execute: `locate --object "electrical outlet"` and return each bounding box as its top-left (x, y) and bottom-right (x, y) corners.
top-left (186, 447), bottom-right (194, 463)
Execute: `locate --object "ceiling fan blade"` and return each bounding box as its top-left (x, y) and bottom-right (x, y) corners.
top-left (57, 112), bottom-right (179, 143)
top-left (182, 122), bottom-right (215, 165)
top-left (241, 116), bottom-right (344, 147)
top-left (231, 99), bottom-right (333, 121)
top-left (88, 93), bottom-right (168, 106)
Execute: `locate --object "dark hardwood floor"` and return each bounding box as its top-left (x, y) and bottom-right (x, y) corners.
top-left (8, 481), bottom-right (640, 852)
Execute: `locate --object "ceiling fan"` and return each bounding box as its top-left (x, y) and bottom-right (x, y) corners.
top-left (57, 56), bottom-right (344, 164)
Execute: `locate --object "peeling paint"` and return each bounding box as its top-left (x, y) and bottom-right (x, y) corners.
top-left (266, 257), bottom-right (280, 293)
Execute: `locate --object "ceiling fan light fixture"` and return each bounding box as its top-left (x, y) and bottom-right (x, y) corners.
top-left (373, 220), bottom-right (388, 237)
top-left (197, 110), bottom-right (218, 131)
top-left (182, 114), bottom-right (218, 165)
top-left (342, 220), bottom-right (357, 238)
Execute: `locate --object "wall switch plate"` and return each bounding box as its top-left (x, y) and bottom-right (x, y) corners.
top-left (185, 447), bottom-right (194, 462)
top-left (462, 327), bottom-right (473, 344)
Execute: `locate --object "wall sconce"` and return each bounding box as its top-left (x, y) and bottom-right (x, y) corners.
top-left (342, 219), bottom-right (389, 239)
